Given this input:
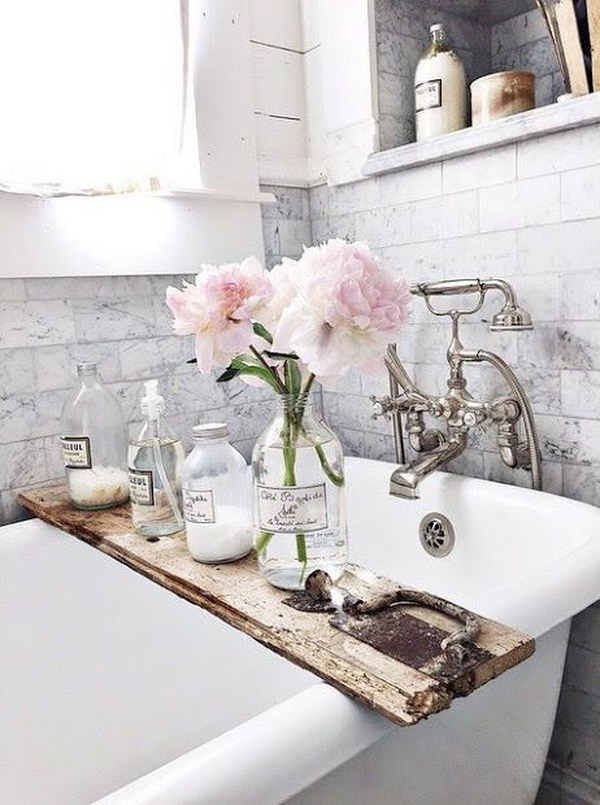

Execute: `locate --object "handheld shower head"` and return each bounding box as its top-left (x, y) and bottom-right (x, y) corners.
top-left (410, 278), bottom-right (533, 331)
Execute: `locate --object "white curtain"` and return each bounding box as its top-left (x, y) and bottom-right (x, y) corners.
top-left (0, 0), bottom-right (193, 196)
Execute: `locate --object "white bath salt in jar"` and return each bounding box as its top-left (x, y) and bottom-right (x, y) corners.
top-left (60, 362), bottom-right (129, 510)
top-left (182, 423), bottom-right (252, 563)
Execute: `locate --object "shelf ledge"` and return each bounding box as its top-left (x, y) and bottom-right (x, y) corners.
top-left (363, 93), bottom-right (600, 178)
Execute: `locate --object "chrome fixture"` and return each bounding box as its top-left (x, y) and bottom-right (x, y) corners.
top-left (419, 512), bottom-right (455, 557)
top-left (372, 278), bottom-right (542, 500)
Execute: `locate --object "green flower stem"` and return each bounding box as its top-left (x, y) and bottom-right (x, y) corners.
top-left (281, 410), bottom-right (308, 583)
top-left (249, 345), bottom-right (288, 395)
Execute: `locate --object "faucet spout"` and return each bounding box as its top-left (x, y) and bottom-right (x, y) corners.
top-left (389, 434), bottom-right (467, 499)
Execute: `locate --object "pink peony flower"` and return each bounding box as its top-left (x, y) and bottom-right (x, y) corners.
top-left (273, 240), bottom-right (410, 385)
top-left (166, 257), bottom-right (273, 372)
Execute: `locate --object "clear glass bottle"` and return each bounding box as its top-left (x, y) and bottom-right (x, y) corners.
top-left (414, 23), bottom-right (467, 141)
top-left (252, 394), bottom-right (347, 591)
top-left (60, 362), bottom-right (129, 510)
top-left (182, 423), bottom-right (252, 563)
top-left (128, 379), bottom-right (185, 539)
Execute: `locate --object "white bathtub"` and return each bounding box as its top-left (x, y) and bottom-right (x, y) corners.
top-left (3, 457), bottom-right (600, 805)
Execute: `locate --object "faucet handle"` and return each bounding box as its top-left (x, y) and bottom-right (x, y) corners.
top-left (370, 395), bottom-right (394, 419)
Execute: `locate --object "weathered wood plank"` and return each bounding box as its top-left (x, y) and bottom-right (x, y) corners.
top-left (588, 0), bottom-right (600, 91)
top-left (17, 484), bottom-right (535, 728)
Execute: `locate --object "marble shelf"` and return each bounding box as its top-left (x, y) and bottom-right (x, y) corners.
top-left (364, 93), bottom-right (600, 178)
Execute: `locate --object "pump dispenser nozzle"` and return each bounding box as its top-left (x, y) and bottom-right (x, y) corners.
top-left (141, 379), bottom-right (165, 419)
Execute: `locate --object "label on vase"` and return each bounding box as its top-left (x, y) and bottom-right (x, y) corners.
top-left (61, 436), bottom-right (92, 469)
top-left (129, 469), bottom-right (155, 506)
top-left (256, 483), bottom-right (328, 533)
top-left (415, 78), bottom-right (442, 111)
top-left (183, 489), bottom-right (215, 524)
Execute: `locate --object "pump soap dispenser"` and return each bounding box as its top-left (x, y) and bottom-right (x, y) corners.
top-left (128, 379), bottom-right (185, 538)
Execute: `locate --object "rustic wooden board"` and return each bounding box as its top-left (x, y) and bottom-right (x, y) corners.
top-left (537, 0), bottom-right (590, 94)
top-left (588, 0), bottom-right (600, 90)
top-left (18, 484), bottom-right (535, 728)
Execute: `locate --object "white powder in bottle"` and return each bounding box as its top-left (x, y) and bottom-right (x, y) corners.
top-left (185, 505), bottom-right (252, 564)
top-left (68, 466), bottom-right (130, 509)
top-left (415, 25), bottom-right (467, 141)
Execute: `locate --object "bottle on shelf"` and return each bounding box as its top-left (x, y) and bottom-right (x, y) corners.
top-left (414, 23), bottom-right (467, 141)
top-left (60, 362), bottom-right (129, 510)
top-left (128, 379), bottom-right (185, 539)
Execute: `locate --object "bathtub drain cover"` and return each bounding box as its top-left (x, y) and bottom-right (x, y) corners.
top-left (419, 512), bottom-right (455, 557)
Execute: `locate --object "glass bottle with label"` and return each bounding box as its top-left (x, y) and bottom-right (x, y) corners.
top-left (414, 23), bottom-right (467, 141)
top-left (128, 379), bottom-right (185, 539)
top-left (182, 423), bottom-right (252, 563)
top-left (252, 394), bottom-right (347, 591)
top-left (60, 362), bottom-right (129, 510)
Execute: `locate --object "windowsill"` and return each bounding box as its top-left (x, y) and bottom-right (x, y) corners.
top-left (0, 185), bottom-right (273, 204)
top-left (363, 93), bottom-right (600, 178)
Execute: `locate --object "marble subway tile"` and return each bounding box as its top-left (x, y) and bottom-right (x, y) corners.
top-left (379, 241), bottom-right (444, 280)
top-left (535, 73), bottom-right (555, 108)
top-left (378, 113), bottom-right (415, 151)
top-left (336, 427), bottom-right (365, 458)
top-left (443, 145), bottom-right (516, 194)
top-left (261, 218), bottom-right (311, 259)
top-left (106, 380), bottom-right (145, 423)
top-left (307, 184), bottom-right (330, 220)
top-left (328, 179), bottom-right (379, 216)
top-left (324, 392), bottom-right (390, 436)
top-left (483, 451), bottom-right (563, 495)
top-left (118, 339), bottom-right (163, 381)
top-left (491, 10), bottom-right (548, 51)
top-left (363, 431), bottom-right (397, 463)
top-left (538, 416), bottom-right (600, 466)
top-left (562, 270), bottom-right (600, 321)
top-left (0, 300), bottom-right (75, 349)
top-left (260, 186), bottom-right (307, 220)
top-left (480, 175), bottom-right (560, 232)
top-left (379, 163), bottom-right (442, 206)
top-left (378, 71), bottom-right (414, 120)
top-left (43, 434), bottom-right (64, 480)
top-left (549, 723), bottom-right (600, 787)
top-left (34, 342), bottom-right (121, 391)
top-left (555, 685), bottom-right (600, 738)
top-left (0, 390), bottom-right (66, 444)
top-left (0, 279), bottom-right (26, 301)
top-left (491, 46), bottom-right (520, 73)
top-left (561, 371), bottom-right (600, 419)
top-left (311, 214), bottom-right (355, 244)
top-left (517, 220), bottom-right (600, 274)
top-left (376, 30), bottom-right (423, 78)
top-left (571, 608), bottom-right (600, 653)
top-left (72, 298), bottom-right (156, 343)
top-left (441, 190), bottom-right (479, 238)
top-left (443, 230), bottom-right (518, 278)
top-left (519, 36), bottom-right (559, 77)
top-left (563, 464), bottom-right (600, 507)
top-left (161, 373), bottom-right (226, 418)
top-left (444, 449), bottom-right (484, 478)
top-left (0, 348), bottom-right (35, 396)
top-left (156, 335), bottom-right (197, 376)
top-left (561, 164), bottom-right (600, 222)
top-left (25, 275), bottom-right (155, 300)
top-left (559, 323), bottom-right (600, 371)
top-left (0, 438), bottom-right (47, 489)
top-left (518, 123), bottom-right (600, 180)
top-left (0, 489), bottom-right (35, 524)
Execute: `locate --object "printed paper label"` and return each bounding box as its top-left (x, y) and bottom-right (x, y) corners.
top-left (183, 489), bottom-right (215, 524)
top-left (129, 469), bottom-right (155, 506)
top-left (61, 436), bottom-right (92, 469)
top-left (415, 79), bottom-right (442, 112)
top-left (257, 484), bottom-right (328, 534)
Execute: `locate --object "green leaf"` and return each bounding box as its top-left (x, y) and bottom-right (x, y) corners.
top-left (285, 358), bottom-right (302, 395)
top-left (264, 350), bottom-right (299, 361)
top-left (216, 365), bottom-right (241, 382)
top-left (252, 321), bottom-right (273, 345)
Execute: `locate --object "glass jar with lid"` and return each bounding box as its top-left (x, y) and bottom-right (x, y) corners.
top-left (181, 423), bottom-right (252, 563)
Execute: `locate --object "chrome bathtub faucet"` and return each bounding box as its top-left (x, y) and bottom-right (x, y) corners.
top-left (371, 278), bottom-right (542, 500)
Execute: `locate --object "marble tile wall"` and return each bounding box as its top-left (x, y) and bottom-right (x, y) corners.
top-left (491, 7), bottom-right (565, 107)
top-left (308, 120), bottom-right (600, 803)
top-left (0, 187), bottom-right (311, 526)
top-left (376, 0), bottom-right (491, 150)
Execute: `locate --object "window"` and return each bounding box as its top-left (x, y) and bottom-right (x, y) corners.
top-left (0, 0), bottom-right (199, 195)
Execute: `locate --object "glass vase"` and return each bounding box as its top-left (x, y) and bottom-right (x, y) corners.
top-left (251, 393), bottom-right (347, 590)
